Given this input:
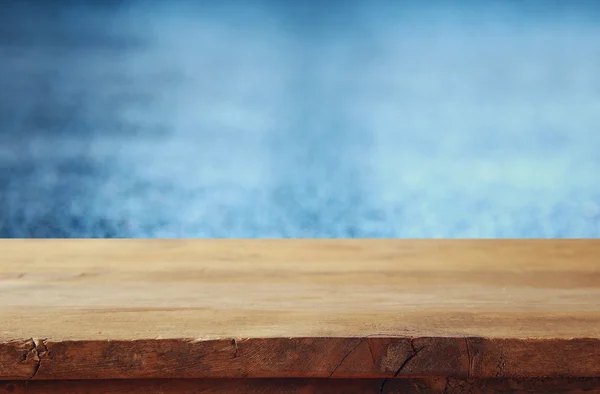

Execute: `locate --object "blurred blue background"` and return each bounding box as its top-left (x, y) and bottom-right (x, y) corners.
top-left (1, 0), bottom-right (599, 237)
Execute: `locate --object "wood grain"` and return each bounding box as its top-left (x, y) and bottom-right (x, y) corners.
top-left (1, 240), bottom-right (599, 380)
top-left (2, 378), bottom-right (600, 394)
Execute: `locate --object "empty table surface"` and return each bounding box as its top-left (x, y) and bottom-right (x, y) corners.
top-left (1, 240), bottom-right (599, 380)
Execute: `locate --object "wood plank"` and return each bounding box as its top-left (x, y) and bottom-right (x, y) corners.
top-left (1, 240), bottom-right (599, 380)
top-left (3, 378), bottom-right (600, 394)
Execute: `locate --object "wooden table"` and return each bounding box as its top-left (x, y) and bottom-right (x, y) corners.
top-left (1, 240), bottom-right (599, 393)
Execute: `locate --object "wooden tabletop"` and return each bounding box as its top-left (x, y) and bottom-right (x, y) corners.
top-left (1, 239), bottom-right (599, 381)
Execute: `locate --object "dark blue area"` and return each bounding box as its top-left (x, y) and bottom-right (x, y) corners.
top-left (1, 0), bottom-right (600, 237)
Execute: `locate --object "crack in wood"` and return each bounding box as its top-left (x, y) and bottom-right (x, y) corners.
top-left (231, 339), bottom-right (239, 359)
top-left (30, 338), bottom-right (48, 380)
top-left (366, 338), bottom-right (377, 369)
top-left (379, 342), bottom-right (425, 393)
top-left (328, 338), bottom-right (365, 378)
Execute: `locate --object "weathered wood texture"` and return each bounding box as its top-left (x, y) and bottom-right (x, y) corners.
top-left (2, 378), bottom-right (600, 394)
top-left (1, 240), bottom-right (599, 380)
